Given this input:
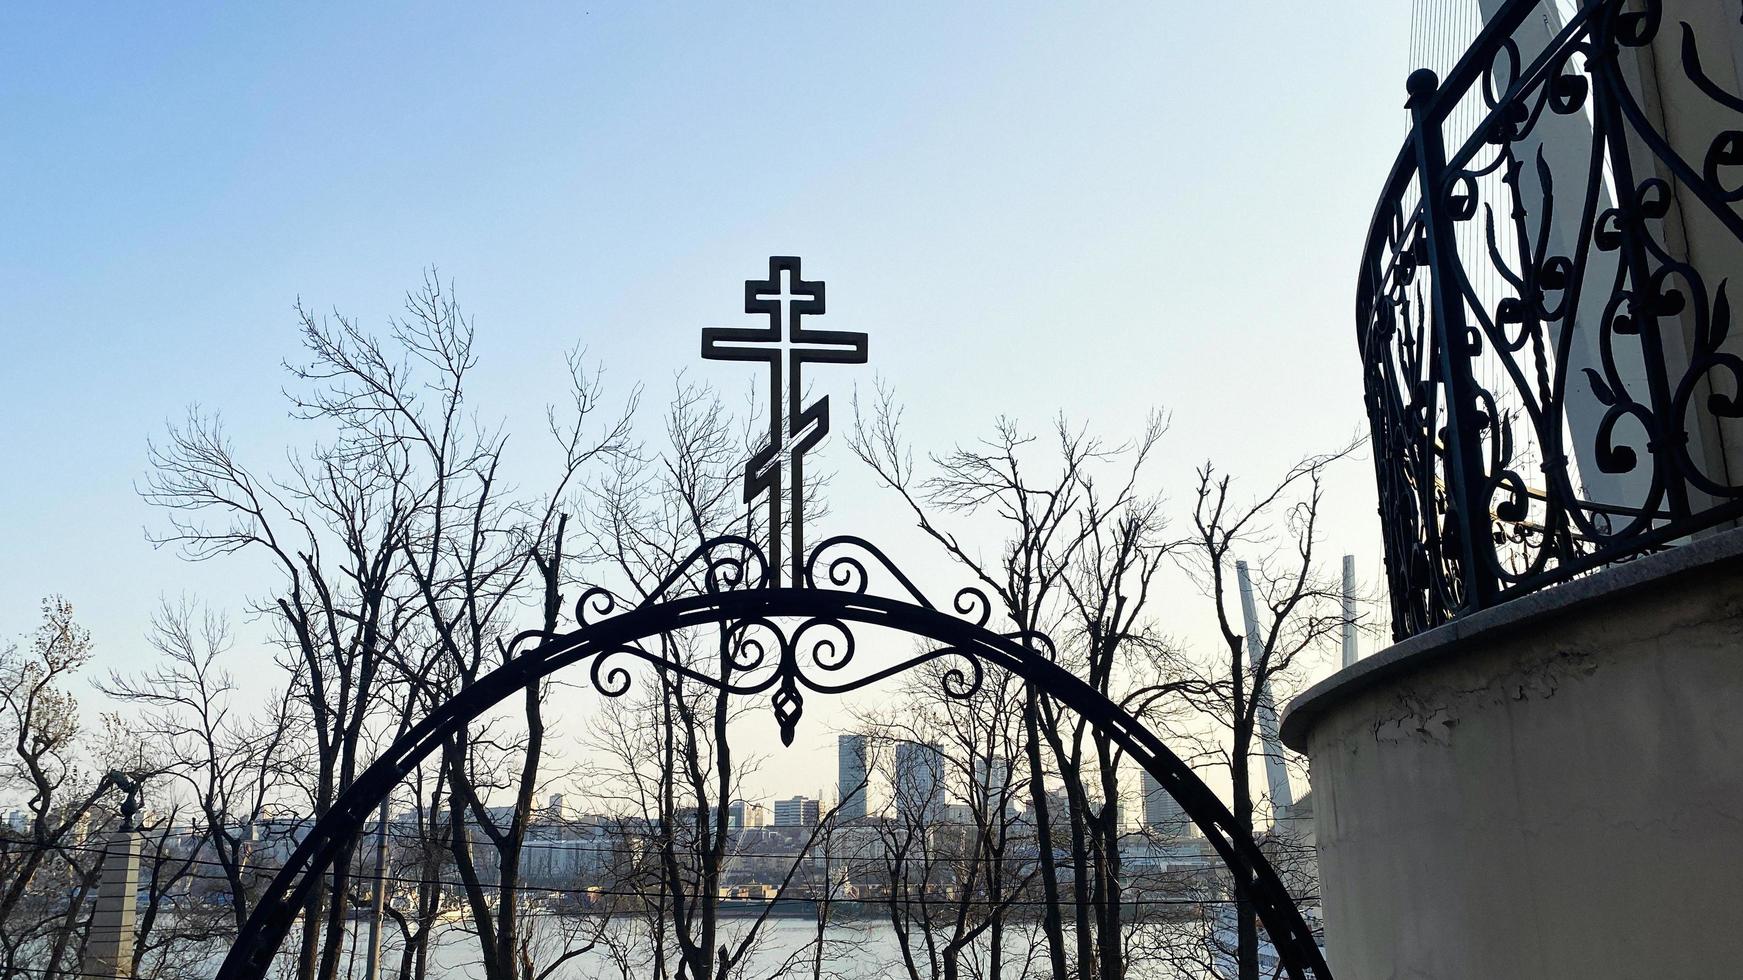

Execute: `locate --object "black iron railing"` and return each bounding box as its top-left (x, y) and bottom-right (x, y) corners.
top-left (1360, 0), bottom-right (1743, 639)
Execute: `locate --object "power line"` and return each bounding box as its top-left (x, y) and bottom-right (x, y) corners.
top-left (8, 839), bottom-right (1313, 911)
top-left (6, 823), bottom-right (1244, 869)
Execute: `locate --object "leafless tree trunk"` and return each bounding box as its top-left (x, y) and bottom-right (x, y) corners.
top-left (0, 599), bottom-right (115, 980)
top-left (858, 662), bottom-right (1036, 980)
top-left (852, 387), bottom-right (1177, 979)
top-left (1168, 448), bottom-right (1355, 980)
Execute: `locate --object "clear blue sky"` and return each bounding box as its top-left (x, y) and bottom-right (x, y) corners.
top-left (1, 4), bottom-right (1413, 798)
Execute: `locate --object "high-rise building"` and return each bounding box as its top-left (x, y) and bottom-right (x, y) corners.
top-left (838, 734), bottom-right (869, 822)
top-left (1140, 769), bottom-right (1191, 838)
top-left (974, 754), bottom-right (1013, 820)
top-left (545, 793), bottom-right (571, 821)
top-left (893, 741), bottom-right (944, 823)
top-left (772, 795), bottom-right (820, 827)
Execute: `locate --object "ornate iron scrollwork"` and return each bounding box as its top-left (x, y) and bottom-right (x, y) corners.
top-left (537, 533), bottom-right (992, 746)
top-left (1360, 0), bottom-right (1743, 638)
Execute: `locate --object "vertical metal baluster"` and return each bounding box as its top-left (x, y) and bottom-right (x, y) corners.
top-left (1409, 68), bottom-right (1500, 612)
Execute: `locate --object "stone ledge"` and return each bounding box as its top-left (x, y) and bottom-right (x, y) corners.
top-left (1279, 524), bottom-right (1743, 751)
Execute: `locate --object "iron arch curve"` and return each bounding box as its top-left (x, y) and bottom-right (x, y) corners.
top-left (216, 537), bottom-right (1330, 980)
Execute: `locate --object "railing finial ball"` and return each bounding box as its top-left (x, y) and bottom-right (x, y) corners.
top-left (1405, 68), bottom-right (1440, 107)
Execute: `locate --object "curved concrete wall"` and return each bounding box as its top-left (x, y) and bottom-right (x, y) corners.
top-left (1281, 531), bottom-right (1743, 979)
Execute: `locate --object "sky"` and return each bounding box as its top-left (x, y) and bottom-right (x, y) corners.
top-left (0, 4), bottom-right (1414, 807)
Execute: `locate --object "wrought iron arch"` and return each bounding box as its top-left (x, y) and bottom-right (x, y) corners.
top-left (217, 538), bottom-right (1329, 980)
top-left (216, 258), bottom-right (1329, 979)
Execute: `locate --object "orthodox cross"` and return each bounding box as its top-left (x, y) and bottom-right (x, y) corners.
top-left (701, 256), bottom-right (868, 586)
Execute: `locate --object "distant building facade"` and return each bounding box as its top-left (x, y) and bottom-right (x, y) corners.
top-left (838, 734), bottom-right (869, 821)
top-left (728, 799), bottom-right (769, 830)
top-left (1140, 769), bottom-right (1191, 838)
top-left (772, 795), bottom-right (820, 827)
top-left (893, 741), bottom-right (944, 823)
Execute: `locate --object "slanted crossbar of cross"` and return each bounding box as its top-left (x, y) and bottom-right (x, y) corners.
top-left (701, 257), bottom-right (868, 586)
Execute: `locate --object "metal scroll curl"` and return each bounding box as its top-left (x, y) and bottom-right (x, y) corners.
top-left (548, 534), bottom-right (1004, 745)
top-left (804, 534), bottom-right (995, 629)
top-left (804, 534), bottom-right (934, 605)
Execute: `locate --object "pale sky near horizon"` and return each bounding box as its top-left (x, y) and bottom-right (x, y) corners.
top-left (1, 4), bottom-right (1414, 808)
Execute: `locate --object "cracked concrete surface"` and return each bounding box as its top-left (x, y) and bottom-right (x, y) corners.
top-left (1290, 537), bottom-right (1743, 978)
top-left (1368, 648), bottom-right (1600, 746)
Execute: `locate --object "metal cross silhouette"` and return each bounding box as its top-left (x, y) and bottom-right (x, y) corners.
top-left (701, 257), bottom-right (868, 586)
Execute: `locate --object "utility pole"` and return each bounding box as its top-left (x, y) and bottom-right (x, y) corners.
top-left (362, 797), bottom-right (390, 980)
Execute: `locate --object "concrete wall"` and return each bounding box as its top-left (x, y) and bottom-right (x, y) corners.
top-left (1280, 531), bottom-right (1743, 979)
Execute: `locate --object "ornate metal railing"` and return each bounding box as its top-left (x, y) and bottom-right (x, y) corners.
top-left (1360, 0), bottom-right (1743, 639)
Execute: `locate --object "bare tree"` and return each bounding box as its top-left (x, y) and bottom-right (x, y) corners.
top-left (0, 598), bottom-right (110, 980)
top-left (1041, 423), bottom-right (1178, 980)
top-left (851, 386), bottom-right (1175, 979)
top-left (142, 271), bottom-right (634, 980)
top-left (144, 394), bottom-right (416, 980)
top-left (100, 599), bottom-right (300, 935)
top-left (858, 661), bottom-right (1038, 980)
top-left (281, 273), bottom-right (631, 980)
top-left (1164, 448), bottom-right (1355, 980)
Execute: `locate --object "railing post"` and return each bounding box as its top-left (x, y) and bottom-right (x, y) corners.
top-left (1406, 68), bottom-right (1498, 612)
